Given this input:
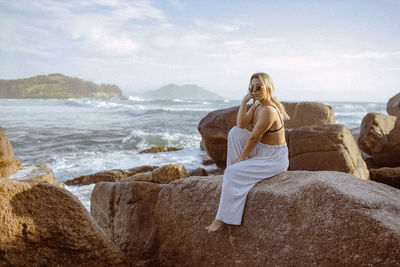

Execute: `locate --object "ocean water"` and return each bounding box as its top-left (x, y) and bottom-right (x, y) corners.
top-left (1, 98), bottom-right (386, 209)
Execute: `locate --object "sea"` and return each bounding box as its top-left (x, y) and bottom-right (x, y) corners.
top-left (0, 98), bottom-right (387, 210)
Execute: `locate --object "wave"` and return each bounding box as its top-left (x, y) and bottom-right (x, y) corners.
top-left (65, 98), bottom-right (148, 115)
top-left (123, 129), bottom-right (202, 149)
top-left (128, 96), bottom-right (145, 101)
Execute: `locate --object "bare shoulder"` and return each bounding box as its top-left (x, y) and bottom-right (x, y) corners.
top-left (258, 105), bottom-right (277, 117)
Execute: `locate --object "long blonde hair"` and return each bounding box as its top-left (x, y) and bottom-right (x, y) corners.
top-left (249, 72), bottom-right (290, 121)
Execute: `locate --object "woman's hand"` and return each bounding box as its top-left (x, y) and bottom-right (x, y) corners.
top-left (232, 158), bottom-right (243, 165)
top-left (242, 92), bottom-right (254, 104)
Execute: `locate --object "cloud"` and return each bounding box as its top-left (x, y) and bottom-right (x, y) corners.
top-left (336, 50), bottom-right (400, 59)
top-left (169, 0), bottom-right (185, 10)
top-left (68, 16), bottom-right (140, 55)
top-left (193, 19), bottom-right (242, 32)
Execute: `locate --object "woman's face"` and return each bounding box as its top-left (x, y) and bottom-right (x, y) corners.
top-left (249, 77), bottom-right (267, 101)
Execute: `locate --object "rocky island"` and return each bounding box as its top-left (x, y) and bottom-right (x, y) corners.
top-left (0, 73), bottom-right (123, 99)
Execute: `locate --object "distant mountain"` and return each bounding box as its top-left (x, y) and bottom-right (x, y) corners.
top-left (0, 73), bottom-right (123, 99)
top-left (141, 84), bottom-right (224, 101)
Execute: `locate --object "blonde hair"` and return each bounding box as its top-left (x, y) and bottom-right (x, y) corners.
top-left (249, 72), bottom-right (290, 121)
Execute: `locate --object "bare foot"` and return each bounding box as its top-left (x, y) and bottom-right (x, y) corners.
top-left (205, 219), bottom-right (225, 233)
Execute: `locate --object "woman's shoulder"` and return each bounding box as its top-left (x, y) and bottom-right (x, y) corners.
top-left (259, 104), bottom-right (278, 114)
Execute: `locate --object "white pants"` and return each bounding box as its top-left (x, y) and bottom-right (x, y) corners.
top-left (215, 126), bottom-right (289, 225)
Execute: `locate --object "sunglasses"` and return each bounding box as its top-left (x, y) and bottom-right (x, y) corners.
top-left (248, 84), bottom-right (265, 92)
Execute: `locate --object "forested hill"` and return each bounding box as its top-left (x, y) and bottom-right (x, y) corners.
top-left (0, 73), bottom-right (123, 99)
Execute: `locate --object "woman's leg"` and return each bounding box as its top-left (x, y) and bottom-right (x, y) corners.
top-left (226, 126), bottom-right (251, 166)
top-left (206, 126), bottom-right (250, 232)
top-left (215, 149), bottom-right (289, 226)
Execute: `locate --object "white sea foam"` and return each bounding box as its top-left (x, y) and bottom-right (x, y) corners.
top-left (128, 129), bottom-right (202, 149)
top-left (65, 98), bottom-right (148, 115)
top-left (173, 99), bottom-right (184, 102)
top-left (65, 184), bottom-right (95, 211)
top-left (128, 96), bottom-right (145, 101)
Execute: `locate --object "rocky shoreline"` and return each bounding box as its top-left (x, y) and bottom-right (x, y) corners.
top-left (1, 93), bottom-right (399, 265)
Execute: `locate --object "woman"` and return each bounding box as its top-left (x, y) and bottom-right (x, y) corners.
top-left (206, 72), bottom-right (290, 233)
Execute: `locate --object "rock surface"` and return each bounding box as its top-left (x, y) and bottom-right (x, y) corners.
top-left (91, 171), bottom-right (400, 266)
top-left (372, 117), bottom-right (400, 167)
top-left (122, 164), bottom-right (189, 184)
top-left (0, 179), bottom-right (127, 266)
top-left (188, 167), bottom-right (208, 176)
top-left (198, 102), bottom-right (335, 168)
top-left (65, 166), bottom-right (159, 186)
top-left (138, 146), bottom-right (182, 154)
top-left (387, 92), bottom-right (400, 117)
top-left (282, 101), bottom-right (335, 129)
top-left (123, 171), bottom-right (153, 182)
top-left (65, 169), bottom-right (129, 186)
top-left (370, 167), bottom-right (400, 189)
top-left (126, 165), bottom-right (158, 176)
top-left (91, 181), bottom-right (163, 266)
top-left (0, 127), bottom-right (22, 178)
top-left (288, 124), bottom-right (369, 180)
top-left (358, 112), bottom-right (396, 155)
top-left (11, 163), bottom-right (62, 187)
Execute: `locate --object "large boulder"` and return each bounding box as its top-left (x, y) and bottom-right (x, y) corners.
top-left (358, 112), bottom-right (396, 155)
top-left (91, 171), bottom-right (400, 266)
top-left (91, 181), bottom-right (163, 266)
top-left (0, 179), bottom-right (127, 266)
top-left (288, 124), bottom-right (369, 180)
top-left (198, 106), bottom-right (238, 168)
top-left (282, 101), bottom-right (335, 129)
top-left (370, 167), bottom-right (400, 189)
top-left (372, 117), bottom-right (400, 167)
top-left (198, 102), bottom-right (335, 168)
top-left (0, 127), bottom-right (22, 177)
top-left (387, 92), bottom-right (400, 117)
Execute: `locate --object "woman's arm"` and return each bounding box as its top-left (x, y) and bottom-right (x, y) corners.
top-left (237, 93), bottom-right (259, 128)
top-left (234, 106), bottom-right (276, 163)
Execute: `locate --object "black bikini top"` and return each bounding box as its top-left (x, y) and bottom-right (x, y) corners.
top-left (251, 104), bottom-right (284, 134)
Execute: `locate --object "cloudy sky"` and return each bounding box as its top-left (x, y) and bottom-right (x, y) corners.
top-left (0, 0), bottom-right (399, 102)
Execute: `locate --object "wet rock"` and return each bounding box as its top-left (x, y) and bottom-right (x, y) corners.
top-left (122, 171), bottom-right (153, 182)
top-left (139, 146), bottom-right (182, 153)
top-left (122, 164), bottom-right (188, 184)
top-left (188, 168), bottom-right (208, 176)
top-left (65, 169), bottom-right (128, 186)
top-left (206, 168), bottom-right (225, 175)
top-left (126, 165), bottom-right (158, 176)
top-left (201, 154), bottom-right (214, 166)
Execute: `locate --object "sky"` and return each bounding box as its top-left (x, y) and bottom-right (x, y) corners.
top-left (0, 0), bottom-right (399, 102)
